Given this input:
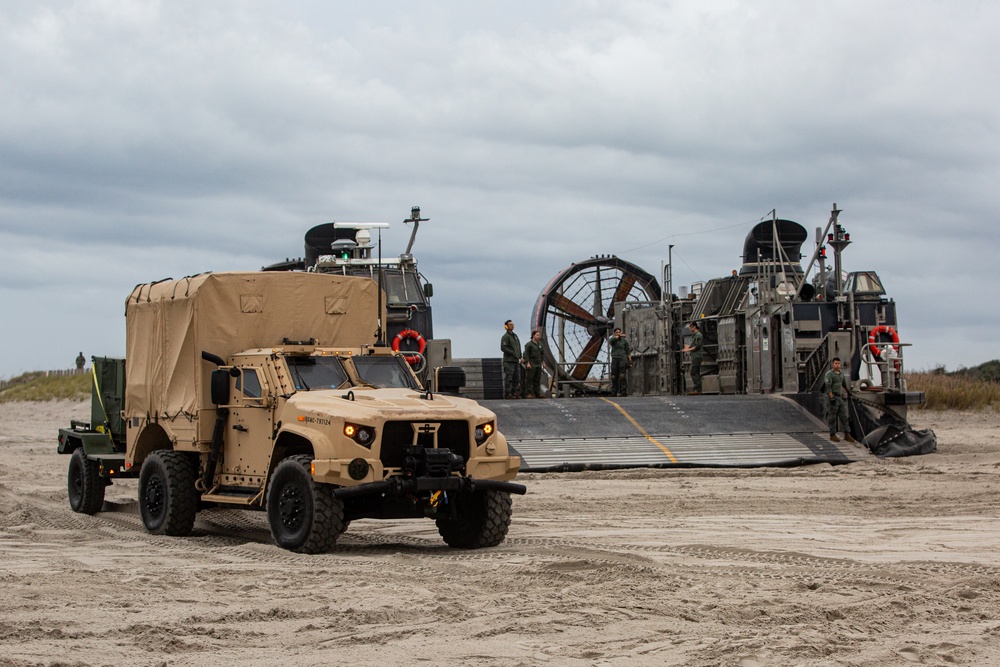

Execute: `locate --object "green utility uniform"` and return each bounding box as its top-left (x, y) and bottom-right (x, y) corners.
top-left (688, 329), bottom-right (704, 393)
top-left (824, 368), bottom-right (850, 436)
top-left (608, 335), bottom-right (632, 396)
top-left (501, 330), bottom-right (522, 398)
top-left (524, 339), bottom-right (545, 398)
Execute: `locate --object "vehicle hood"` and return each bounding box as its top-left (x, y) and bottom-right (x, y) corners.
top-left (285, 388), bottom-right (497, 421)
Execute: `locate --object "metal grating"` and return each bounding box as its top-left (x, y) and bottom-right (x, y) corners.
top-left (485, 394), bottom-right (874, 472)
top-left (511, 431), bottom-right (871, 471)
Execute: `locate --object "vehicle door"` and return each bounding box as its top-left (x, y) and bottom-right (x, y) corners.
top-left (223, 367), bottom-right (274, 486)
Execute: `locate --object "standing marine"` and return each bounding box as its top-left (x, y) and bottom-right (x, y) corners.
top-left (500, 319), bottom-right (523, 399)
top-left (681, 321), bottom-right (704, 395)
top-left (608, 327), bottom-right (632, 396)
top-left (824, 357), bottom-right (855, 443)
top-left (523, 330), bottom-right (545, 398)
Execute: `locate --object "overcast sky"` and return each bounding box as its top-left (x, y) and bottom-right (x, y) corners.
top-left (1, 0), bottom-right (997, 379)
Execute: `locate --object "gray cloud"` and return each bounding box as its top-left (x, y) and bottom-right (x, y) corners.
top-left (1, 0), bottom-right (997, 377)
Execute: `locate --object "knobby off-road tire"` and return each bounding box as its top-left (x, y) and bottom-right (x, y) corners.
top-left (67, 448), bottom-right (105, 515)
top-left (138, 450), bottom-right (199, 536)
top-left (266, 455), bottom-right (346, 554)
top-left (436, 489), bottom-right (513, 549)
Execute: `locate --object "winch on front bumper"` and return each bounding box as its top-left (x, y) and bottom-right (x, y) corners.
top-left (328, 445), bottom-right (526, 500)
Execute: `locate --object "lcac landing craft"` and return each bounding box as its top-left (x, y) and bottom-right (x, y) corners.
top-left (493, 204), bottom-right (935, 472)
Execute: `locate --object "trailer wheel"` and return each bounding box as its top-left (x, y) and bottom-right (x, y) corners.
top-left (266, 455), bottom-right (345, 554)
top-left (68, 448), bottom-right (105, 515)
top-left (436, 489), bottom-right (513, 549)
top-left (138, 451), bottom-right (198, 536)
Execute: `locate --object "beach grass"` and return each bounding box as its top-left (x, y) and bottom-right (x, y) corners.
top-left (0, 372), bottom-right (90, 403)
top-left (908, 371), bottom-right (1000, 411)
top-left (2, 366), bottom-right (998, 411)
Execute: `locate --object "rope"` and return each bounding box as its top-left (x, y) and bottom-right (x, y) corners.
top-left (91, 365), bottom-right (112, 432)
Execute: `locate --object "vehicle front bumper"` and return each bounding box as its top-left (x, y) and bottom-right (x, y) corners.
top-left (331, 475), bottom-right (527, 500)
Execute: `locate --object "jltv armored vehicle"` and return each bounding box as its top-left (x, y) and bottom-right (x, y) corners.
top-left (58, 272), bottom-right (523, 553)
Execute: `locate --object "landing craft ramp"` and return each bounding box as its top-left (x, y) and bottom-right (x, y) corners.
top-left (483, 395), bottom-right (873, 472)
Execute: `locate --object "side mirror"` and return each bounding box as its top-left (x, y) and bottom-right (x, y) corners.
top-left (210, 369), bottom-right (231, 406)
top-left (423, 283), bottom-right (433, 298)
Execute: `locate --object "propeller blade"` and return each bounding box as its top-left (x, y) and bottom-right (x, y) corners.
top-left (550, 293), bottom-right (598, 327)
top-left (571, 334), bottom-right (604, 381)
top-left (608, 274), bottom-right (637, 317)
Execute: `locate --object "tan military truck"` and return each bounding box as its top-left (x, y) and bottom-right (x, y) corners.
top-left (63, 271), bottom-right (523, 553)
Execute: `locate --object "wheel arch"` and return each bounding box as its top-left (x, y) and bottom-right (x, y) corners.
top-left (269, 431), bottom-right (316, 479)
top-left (59, 432), bottom-right (82, 454)
top-left (130, 423), bottom-right (173, 469)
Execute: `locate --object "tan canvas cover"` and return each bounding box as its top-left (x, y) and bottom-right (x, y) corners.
top-left (125, 272), bottom-right (382, 440)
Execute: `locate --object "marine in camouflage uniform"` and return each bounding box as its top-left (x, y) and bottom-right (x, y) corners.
top-left (500, 320), bottom-right (523, 399)
top-left (824, 357), bottom-right (855, 443)
top-left (523, 330), bottom-right (545, 398)
top-left (682, 322), bottom-right (704, 394)
top-left (608, 328), bottom-right (632, 396)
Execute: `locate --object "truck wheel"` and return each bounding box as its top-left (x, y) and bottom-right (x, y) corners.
top-left (138, 451), bottom-right (198, 536)
top-left (436, 489), bottom-right (513, 549)
top-left (68, 448), bottom-right (105, 515)
top-left (266, 455), bottom-right (345, 554)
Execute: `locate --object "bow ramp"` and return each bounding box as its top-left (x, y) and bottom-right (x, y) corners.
top-left (483, 395), bottom-right (872, 472)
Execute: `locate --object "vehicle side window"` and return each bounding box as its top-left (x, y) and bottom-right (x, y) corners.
top-left (236, 369), bottom-right (263, 399)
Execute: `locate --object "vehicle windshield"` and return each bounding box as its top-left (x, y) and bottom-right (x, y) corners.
top-left (383, 271), bottom-right (425, 307)
top-left (353, 356), bottom-right (419, 389)
top-left (285, 355), bottom-right (350, 391)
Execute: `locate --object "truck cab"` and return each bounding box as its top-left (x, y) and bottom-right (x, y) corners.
top-left (192, 344), bottom-right (519, 509)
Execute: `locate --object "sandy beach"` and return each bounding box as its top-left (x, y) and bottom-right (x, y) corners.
top-left (1, 400), bottom-right (999, 667)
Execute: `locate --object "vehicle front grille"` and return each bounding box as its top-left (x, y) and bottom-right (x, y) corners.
top-left (380, 420), bottom-right (471, 468)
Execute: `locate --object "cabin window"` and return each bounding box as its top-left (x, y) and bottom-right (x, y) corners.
top-left (286, 356), bottom-right (350, 391)
top-left (237, 369), bottom-right (262, 398)
top-left (354, 356), bottom-right (419, 389)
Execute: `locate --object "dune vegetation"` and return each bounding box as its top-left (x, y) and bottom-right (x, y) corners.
top-left (908, 370), bottom-right (1000, 411)
top-left (2, 363), bottom-right (998, 410)
top-left (0, 372), bottom-right (90, 403)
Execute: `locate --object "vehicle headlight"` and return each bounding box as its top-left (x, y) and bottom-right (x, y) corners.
top-left (475, 421), bottom-right (495, 445)
top-left (344, 423), bottom-right (376, 448)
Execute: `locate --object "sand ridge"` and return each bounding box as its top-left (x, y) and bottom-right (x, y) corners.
top-left (1, 400), bottom-right (999, 666)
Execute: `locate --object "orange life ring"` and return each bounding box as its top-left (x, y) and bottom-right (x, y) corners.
top-left (391, 329), bottom-right (426, 365)
top-left (867, 325), bottom-right (899, 358)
